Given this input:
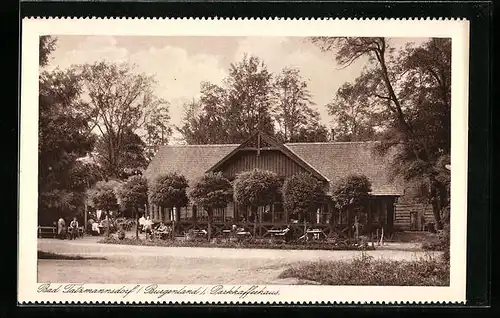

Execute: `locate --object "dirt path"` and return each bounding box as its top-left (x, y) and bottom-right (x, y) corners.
top-left (37, 238), bottom-right (441, 285)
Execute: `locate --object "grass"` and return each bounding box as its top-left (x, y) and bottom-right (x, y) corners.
top-left (98, 236), bottom-right (375, 251)
top-left (38, 250), bottom-right (107, 260)
top-left (279, 253), bottom-right (449, 286)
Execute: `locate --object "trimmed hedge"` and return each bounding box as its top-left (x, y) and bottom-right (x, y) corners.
top-left (98, 237), bottom-right (375, 251)
top-left (38, 250), bottom-right (106, 260)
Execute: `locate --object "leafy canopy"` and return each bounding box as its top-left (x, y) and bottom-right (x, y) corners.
top-left (282, 173), bottom-right (326, 218)
top-left (188, 172), bottom-right (233, 210)
top-left (233, 169), bottom-right (281, 207)
top-left (331, 174), bottom-right (372, 211)
top-left (87, 180), bottom-right (121, 212)
top-left (118, 175), bottom-right (148, 209)
top-left (177, 57), bottom-right (328, 144)
top-left (78, 61), bottom-right (171, 178)
top-left (38, 36), bottom-right (99, 224)
top-left (149, 172), bottom-right (189, 208)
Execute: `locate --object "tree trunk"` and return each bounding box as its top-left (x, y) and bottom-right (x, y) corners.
top-left (429, 176), bottom-right (444, 230)
top-left (207, 208), bottom-right (213, 241)
top-left (172, 208), bottom-right (176, 240)
top-left (135, 206), bottom-right (139, 240)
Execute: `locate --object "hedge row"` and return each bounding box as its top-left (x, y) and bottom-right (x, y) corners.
top-left (98, 237), bottom-right (376, 251)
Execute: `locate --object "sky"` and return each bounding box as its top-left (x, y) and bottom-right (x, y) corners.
top-left (44, 36), bottom-right (428, 143)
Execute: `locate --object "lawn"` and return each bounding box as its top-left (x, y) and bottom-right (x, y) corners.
top-left (278, 253), bottom-right (450, 286)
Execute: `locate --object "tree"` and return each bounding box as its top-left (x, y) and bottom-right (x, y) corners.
top-left (178, 55), bottom-right (275, 144)
top-left (118, 175), bottom-right (148, 239)
top-left (327, 81), bottom-right (381, 141)
top-left (188, 172), bottom-right (233, 240)
top-left (331, 174), bottom-right (372, 237)
top-left (291, 122), bottom-right (330, 143)
top-left (39, 35), bottom-right (57, 67)
top-left (87, 180), bottom-right (120, 215)
top-left (78, 61), bottom-right (170, 178)
top-left (282, 173), bottom-right (326, 222)
top-left (272, 68), bottom-right (327, 143)
top-left (144, 100), bottom-right (172, 161)
top-left (233, 169), bottom-right (281, 226)
top-left (148, 172), bottom-right (189, 221)
top-left (176, 84), bottom-right (230, 145)
top-left (94, 128), bottom-right (148, 179)
top-left (312, 37), bottom-right (451, 229)
top-left (38, 38), bottom-right (97, 224)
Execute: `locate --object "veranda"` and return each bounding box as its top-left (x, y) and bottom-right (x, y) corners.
top-left (148, 195), bottom-right (396, 239)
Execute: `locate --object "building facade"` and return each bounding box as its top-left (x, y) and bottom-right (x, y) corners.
top-left (145, 131), bottom-right (423, 238)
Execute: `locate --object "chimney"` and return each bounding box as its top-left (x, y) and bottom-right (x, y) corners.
top-left (330, 129), bottom-right (335, 141)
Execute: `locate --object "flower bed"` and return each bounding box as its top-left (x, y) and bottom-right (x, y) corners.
top-left (98, 237), bottom-right (375, 251)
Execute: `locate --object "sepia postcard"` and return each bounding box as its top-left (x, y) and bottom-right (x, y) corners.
top-left (19, 18), bottom-right (469, 304)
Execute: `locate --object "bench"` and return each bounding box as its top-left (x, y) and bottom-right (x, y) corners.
top-left (38, 226), bottom-right (57, 238)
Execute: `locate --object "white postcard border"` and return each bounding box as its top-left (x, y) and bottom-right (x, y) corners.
top-left (19, 17), bottom-right (469, 304)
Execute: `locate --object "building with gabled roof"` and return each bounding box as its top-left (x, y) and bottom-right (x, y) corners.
top-left (145, 131), bottom-right (426, 238)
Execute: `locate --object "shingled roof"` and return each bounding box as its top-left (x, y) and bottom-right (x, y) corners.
top-left (145, 141), bottom-right (403, 196)
top-left (285, 142), bottom-right (403, 196)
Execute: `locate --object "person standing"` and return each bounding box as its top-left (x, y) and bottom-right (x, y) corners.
top-left (69, 217), bottom-right (79, 240)
top-left (138, 214), bottom-right (146, 233)
top-left (144, 216), bottom-right (153, 240)
top-left (57, 217), bottom-right (66, 239)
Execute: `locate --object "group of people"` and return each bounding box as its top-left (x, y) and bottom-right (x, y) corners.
top-left (138, 215), bottom-right (172, 240)
top-left (56, 217), bottom-right (80, 240)
top-left (89, 214), bottom-right (116, 236)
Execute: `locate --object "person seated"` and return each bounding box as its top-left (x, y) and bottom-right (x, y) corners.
top-left (155, 221), bottom-right (169, 240)
top-left (91, 221), bottom-right (100, 235)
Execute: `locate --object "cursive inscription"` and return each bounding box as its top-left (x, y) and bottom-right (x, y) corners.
top-left (36, 283), bottom-right (281, 300)
top-left (210, 285), bottom-right (280, 299)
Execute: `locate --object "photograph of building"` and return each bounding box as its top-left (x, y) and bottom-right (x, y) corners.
top-left (35, 33), bottom-right (452, 287)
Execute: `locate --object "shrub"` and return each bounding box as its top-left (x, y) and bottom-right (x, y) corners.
top-left (422, 225), bottom-right (450, 263)
top-left (118, 175), bottom-right (148, 238)
top-left (98, 236), bottom-right (374, 251)
top-left (282, 173), bottom-right (326, 221)
top-left (279, 253), bottom-right (449, 286)
top-left (149, 173), bottom-right (189, 208)
top-left (189, 172), bottom-right (233, 240)
top-left (233, 169), bottom-right (281, 207)
top-left (38, 250), bottom-right (106, 260)
top-left (87, 180), bottom-right (121, 213)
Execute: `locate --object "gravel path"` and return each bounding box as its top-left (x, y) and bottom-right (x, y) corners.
top-left (37, 238), bottom-right (441, 285)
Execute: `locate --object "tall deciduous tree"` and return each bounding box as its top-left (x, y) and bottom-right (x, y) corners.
top-left (176, 84), bottom-right (230, 145)
top-left (94, 128), bottom-right (148, 179)
top-left (272, 68), bottom-right (328, 143)
top-left (177, 55), bottom-right (275, 144)
top-left (327, 81), bottom-right (381, 141)
top-left (118, 175), bottom-right (148, 239)
top-left (38, 36), bottom-right (97, 225)
top-left (188, 172), bottom-right (233, 240)
top-left (312, 37), bottom-right (451, 229)
top-left (225, 55), bottom-right (275, 141)
top-left (78, 61), bottom-right (170, 178)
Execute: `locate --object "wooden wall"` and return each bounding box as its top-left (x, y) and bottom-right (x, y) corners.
top-left (393, 203), bottom-right (434, 231)
top-left (218, 150), bottom-right (307, 179)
